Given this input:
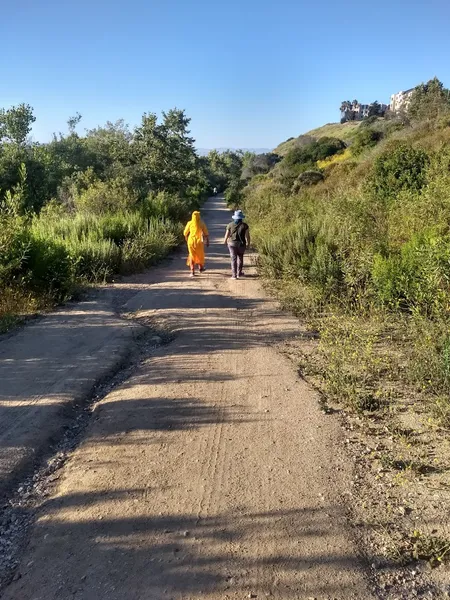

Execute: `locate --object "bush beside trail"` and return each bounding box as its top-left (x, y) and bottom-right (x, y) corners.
top-left (0, 198), bottom-right (182, 330)
top-left (241, 77), bottom-right (450, 569)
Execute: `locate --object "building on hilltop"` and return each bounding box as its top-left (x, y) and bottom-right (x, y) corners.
top-left (389, 88), bottom-right (415, 113)
top-left (341, 86), bottom-right (418, 121)
top-left (340, 100), bottom-right (388, 123)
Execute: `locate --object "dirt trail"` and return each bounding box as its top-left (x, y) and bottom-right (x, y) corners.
top-left (2, 198), bottom-right (376, 600)
top-left (0, 292), bottom-right (143, 495)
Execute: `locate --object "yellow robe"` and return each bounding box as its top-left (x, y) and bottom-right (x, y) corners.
top-left (184, 212), bottom-right (209, 266)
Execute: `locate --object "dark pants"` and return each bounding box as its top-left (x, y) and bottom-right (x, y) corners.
top-left (228, 244), bottom-right (245, 277)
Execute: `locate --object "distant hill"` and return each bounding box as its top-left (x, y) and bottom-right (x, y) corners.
top-left (274, 121), bottom-right (362, 156)
top-left (196, 147), bottom-right (271, 157)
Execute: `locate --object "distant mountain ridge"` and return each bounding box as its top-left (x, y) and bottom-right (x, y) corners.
top-left (196, 147), bottom-right (271, 156)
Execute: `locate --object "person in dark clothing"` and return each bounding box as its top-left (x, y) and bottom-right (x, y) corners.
top-left (223, 209), bottom-right (251, 279)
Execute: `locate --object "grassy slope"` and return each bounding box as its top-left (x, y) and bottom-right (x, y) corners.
top-left (274, 121), bottom-right (362, 155)
top-left (250, 118), bottom-right (450, 581)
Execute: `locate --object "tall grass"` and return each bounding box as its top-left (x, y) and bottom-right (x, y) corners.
top-left (30, 211), bottom-right (180, 282)
top-left (245, 122), bottom-right (450, 423)
top-left (0, 206), bottom-right (182, 328)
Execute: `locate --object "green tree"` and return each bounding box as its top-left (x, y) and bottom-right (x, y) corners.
top-left (408, 77), bottom-right (450, 121)
top-left (67, 113), bottom-right (82, 134)
top-left (85, 120), bottom-right (133, 180)
top-left (206, 149), bottom-right (244, 191)
top-left (133, 108), bottom-right (198, 194)
top-left (0, 104), bottom-right (36, 145)
top-left (368, 101), bottom-right (382, 117)
top-left (340, 100), bottom-right (353, 123)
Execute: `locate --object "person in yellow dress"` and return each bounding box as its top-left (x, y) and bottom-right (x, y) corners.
top-left (183, 211), bottom-right (209, 277)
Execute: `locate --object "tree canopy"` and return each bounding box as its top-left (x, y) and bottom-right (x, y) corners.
top-left (408, 77), bottom-right (450, 121)
top-left (0, 105), bottom-right (213, 214)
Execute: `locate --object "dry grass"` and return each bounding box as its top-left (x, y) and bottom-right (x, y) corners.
top-left (0, 287), bottom-right (42, 333)
top-left (274, 121), bottom-right (362, 155)
top-left (306, 120), bottom-right (362, 140)
top-left (276, 287), bottom-right (450, 576)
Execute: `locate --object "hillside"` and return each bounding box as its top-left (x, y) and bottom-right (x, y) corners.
top-left (243, 78), bottom-right (450, 596)
top-left (274, 120), bottom-right (361, 155)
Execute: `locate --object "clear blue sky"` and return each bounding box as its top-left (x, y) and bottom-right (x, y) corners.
top-left (2, 0), bottom-right (450, 149)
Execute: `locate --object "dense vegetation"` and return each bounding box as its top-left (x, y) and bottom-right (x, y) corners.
top-left (0, 106), bottom-right (242, 330)
top-left (241, 77), bottom-right (450, 424)
top-left (239, 78), bottom-right (450, 564)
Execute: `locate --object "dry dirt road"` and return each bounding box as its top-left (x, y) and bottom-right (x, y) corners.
top-left (2, 198), bottom-right (376, 600)
top-left (0, 279), bottom-right (143, 496)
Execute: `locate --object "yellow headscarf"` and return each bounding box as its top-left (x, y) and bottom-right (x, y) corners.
top-left (189, 211), bottom-right (203, 238)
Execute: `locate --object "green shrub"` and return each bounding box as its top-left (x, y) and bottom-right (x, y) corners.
top-left (184, 183), bottom-right (206, 208)
top-left (67, 234), bottom-right (122, 282)
top-left (121, 224), bottom-right (177, 274)
top-left (32, 212), bottom-right (97, 242)
top-left (0, 213), bottom-right (74, 301)
top-left (98, 212), bottom-right (144, 246)
top-left (225, 178), bottom-right (244, 208)
top-left (360, 115), bottom-right (379, 128)
top-left (371, 253), bottom-right (410, 309)
top-left (0, 214), bottom-right (30, 284)
top-left (367, 144), bottom-right (430, 202)
top-left (293, 170), bottom-right (324, 191)
top-left (284, 137), bottom-right (346, 168)
top-left (141, 191), bottom-right (191, 222)
top-left (74, 177), bottom-right (139, 214)
top-left (352, 128), bottom-right (383, 155)
top-left (273, 160), bottom-right (309, 181)
top-left (23, 235), bottom-right (73, 300)
top-left (371, 233), bottom-right (450, 315)
top-left (313, 137), bottom-right (346, 160)
top-left (29, 208), bottom-right (181, 285)
top-left (121, 234), bottom-right (159, 274)
top-left (241, 153), bottom-right (280, 180)
top-left (309, 239), bottom-right (342, 291)
top-left (258, 221), bottom-right (317, 278)
top-left (257, 218), bottom-right (343, 299)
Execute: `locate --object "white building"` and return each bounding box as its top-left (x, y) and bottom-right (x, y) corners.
top-left (341, 102), bottom-right (389, 122)
top-left (390, 88), bottom-right (415, 112)
top-left (358, 104), bottom-right (370, 118)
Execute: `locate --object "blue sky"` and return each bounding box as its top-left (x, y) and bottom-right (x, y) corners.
top-left (2, 0), bottom-right (450, 149)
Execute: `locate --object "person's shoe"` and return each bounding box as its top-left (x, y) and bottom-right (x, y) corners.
top-left (190, 272), bottom-right (195, 278)
top-left (199, 266), bottom-right (206, 273)
top-left (239, 272), bottom-right (245, 277)
top-left (231, 275), bottom-right (237, 279)
top-left (236, 274), bottom-right (240, 279)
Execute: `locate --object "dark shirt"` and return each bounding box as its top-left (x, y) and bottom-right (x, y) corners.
top-left (227, 221), bottom-right (249, 247)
